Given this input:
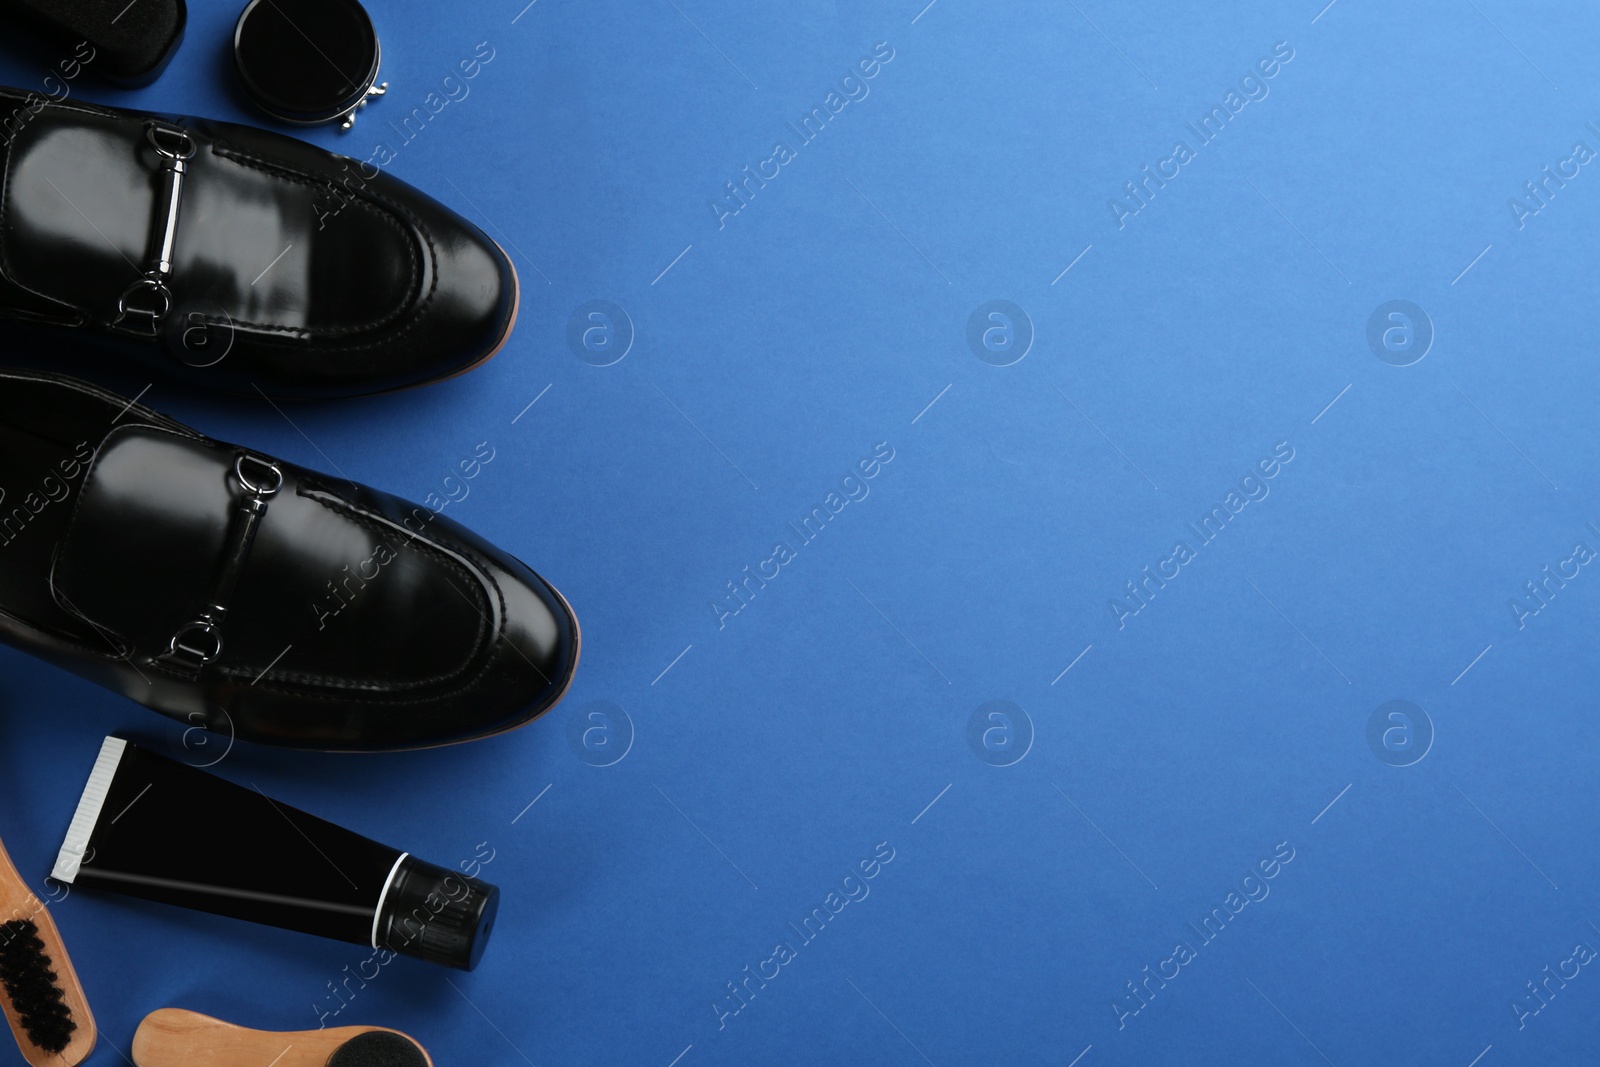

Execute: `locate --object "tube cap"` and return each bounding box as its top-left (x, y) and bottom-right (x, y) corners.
top-left (377, 856), bottom-right (499, 971)
top-left (233, 0), bottom-right (386, 128)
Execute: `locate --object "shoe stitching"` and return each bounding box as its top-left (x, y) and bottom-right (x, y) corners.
top-left (205, 134), bottom-right (437, 330)
top-left (0, 93), bottom-right (435, 342)
top-left (221, 484), bottom-right (501, 695)
top-left (1, 373), bottom-right (563, 726)
top-left (203, 137), bottom-right (427, 337)
top-left (46, 423), bottom-right (489, 695)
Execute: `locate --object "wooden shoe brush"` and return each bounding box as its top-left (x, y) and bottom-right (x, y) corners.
top-left (0, 835), bottom-right (95, 1066)
top-left (133, 1009), bottom-right (433, 1067)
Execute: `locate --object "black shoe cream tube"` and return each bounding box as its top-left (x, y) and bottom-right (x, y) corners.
top-left (51, 737), bottom-right (498, 970)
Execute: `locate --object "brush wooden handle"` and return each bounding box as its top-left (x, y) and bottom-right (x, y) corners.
top-left (0, 836), bottom-right (96, 1067)
top-left (132, 1009), bottom-right (434, 1067)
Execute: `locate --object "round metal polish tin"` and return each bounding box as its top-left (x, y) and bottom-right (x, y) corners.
top-left (233, 0), bottom-right (387, 128)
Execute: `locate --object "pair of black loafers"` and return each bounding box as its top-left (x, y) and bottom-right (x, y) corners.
top-left (0, 89), bottom-right (578, 751)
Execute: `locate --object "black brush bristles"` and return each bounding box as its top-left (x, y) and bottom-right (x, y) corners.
top-left (0, 919), bottom-right (76, 1054)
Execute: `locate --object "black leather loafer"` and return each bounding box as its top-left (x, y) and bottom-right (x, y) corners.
top-left (0, 369), bottom-right (578, 750)
top-left (0, 87), bottom-right (518, 398)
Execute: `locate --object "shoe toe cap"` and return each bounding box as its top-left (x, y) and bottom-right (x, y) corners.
top-left (477, 557), bottom-right (580, 737)
top-left (410, 214), bottom-right (519, 383)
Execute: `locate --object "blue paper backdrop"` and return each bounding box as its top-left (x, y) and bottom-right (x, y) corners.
top-left (2, 1), bottom-right (1599, 1064)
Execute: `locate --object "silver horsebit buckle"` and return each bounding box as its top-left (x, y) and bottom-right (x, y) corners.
top-left (159, 454), bottom-right (283, 676)
top-left (113, 123), bottom-right (196, 337)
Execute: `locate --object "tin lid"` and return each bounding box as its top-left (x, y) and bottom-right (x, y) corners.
top-left (233, 0), bottom-right (386, 128)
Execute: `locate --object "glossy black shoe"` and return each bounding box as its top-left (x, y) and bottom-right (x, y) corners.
top-left (0, 369), bottom-right (578, 750)
top-left (0, 86), bottom-right (519, 398)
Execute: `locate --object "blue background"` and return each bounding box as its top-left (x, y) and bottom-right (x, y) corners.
top-left (1, 0), bottom-right (1598, 1064)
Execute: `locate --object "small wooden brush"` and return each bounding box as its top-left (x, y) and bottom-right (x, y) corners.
top-left (133, 1009), bottom-right (434, 1067)
top-left (0, 835), bottom-right (95, 1066)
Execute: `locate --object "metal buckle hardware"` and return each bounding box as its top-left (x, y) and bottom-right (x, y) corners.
top-left (235, 453), bottom-right (285, 498)
top-left (166, 619), bottom-right (223, 667)
top-left (158, 453), bottom-right (283, 677)
top-left (113, 122), bottom-right (196, 337)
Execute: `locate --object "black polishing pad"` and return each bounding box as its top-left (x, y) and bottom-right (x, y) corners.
top-left (326, 1031), bottom-right (429, 1067)
top-left (0, 0), bottom-right (186, 86)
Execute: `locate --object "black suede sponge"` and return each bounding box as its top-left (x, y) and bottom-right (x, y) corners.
top-left (326, 1031), bottom-right (431, 1067)
top-left (0, 0), bottom-right (186, 86)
